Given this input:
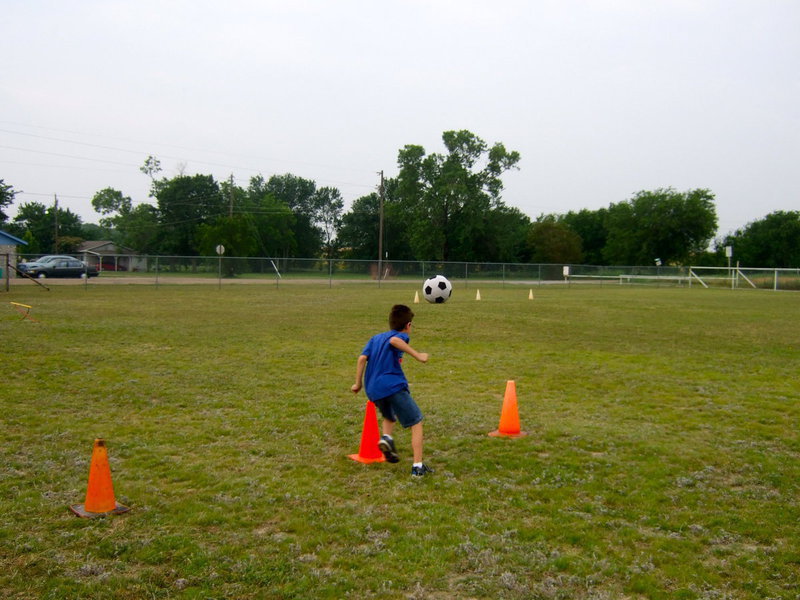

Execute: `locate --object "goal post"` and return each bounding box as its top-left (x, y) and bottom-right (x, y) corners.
top-left (689, 265), bottom-right (799, 290)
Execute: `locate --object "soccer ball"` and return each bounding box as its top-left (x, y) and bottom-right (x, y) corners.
top-left (423, 275), bottom-right (452, 304)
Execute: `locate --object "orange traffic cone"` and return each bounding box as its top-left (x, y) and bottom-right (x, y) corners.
top-left (348, 401), bottom-right (386, 463)
top-left (69, 439), bottom-right (130, 518)
top-left (489, 380), bottom-right (528, 438)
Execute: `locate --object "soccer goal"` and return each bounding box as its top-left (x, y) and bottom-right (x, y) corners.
top-left (689, 266), bottom-right (800, 291)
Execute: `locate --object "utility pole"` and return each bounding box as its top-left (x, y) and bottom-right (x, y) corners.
top-left (228, 174), bottom-right (235, 217)
top-left (378, 171), bottom-right (385, 284)
top-left (53, 194), bottom-right (59, 253)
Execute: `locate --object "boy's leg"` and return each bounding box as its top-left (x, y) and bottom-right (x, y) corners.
top-left (379, 418), bottom-right (399, 463)
top-left (411, 422), bottom-right (423, 464)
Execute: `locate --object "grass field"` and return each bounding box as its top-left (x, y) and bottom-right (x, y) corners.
top-left (1, 283), bottom-right (798, 599)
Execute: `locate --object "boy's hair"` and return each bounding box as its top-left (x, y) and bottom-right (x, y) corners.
top-left (389, 304), bottom-right (414, 331)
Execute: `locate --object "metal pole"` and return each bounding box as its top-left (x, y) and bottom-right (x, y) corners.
top-left (377, 170), bottom-right (384, 288)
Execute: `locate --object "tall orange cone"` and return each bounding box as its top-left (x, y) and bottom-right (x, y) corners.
top-left (70, 439), bottom-right (130, 518)
top-left (348, 401), bottom-right (386, 463)
top-left (489, 380), bottom-right (528, 438)
top-left (414, 290), bottom-right (420, 304)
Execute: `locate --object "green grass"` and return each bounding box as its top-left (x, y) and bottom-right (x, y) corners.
top-left (1, 284), bottom-right (798, 599)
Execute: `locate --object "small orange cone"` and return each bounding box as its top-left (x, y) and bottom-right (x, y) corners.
top-left (528, 289), bottom-right (534, 300)
top-left (69, 439), bottom-right (130, 518)
top-left (414, 291), bottom-right (420, 304)
top-left (475, 289), bottom-right (481, 301)
top-left (348, 401), bottom-right (386, 463)
top-left (489, 380), bottom-right (528, 438)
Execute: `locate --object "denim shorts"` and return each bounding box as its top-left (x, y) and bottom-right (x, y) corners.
top-left (372, 389), bottom-right (423, 428)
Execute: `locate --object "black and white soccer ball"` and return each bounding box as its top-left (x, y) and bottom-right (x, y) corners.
top-left (423, 275), bottom-right (453, 304)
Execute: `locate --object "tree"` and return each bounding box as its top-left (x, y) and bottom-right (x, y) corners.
top-left (560, 208), bottom-right (608, 265)
top-left (603, 188), bottom-right (717, 265)
top-left (196, 216), bottom-right (258, 272)
top-left (265, 174), bottom-right (323, 257)
top-left (124, 204), bottom-right (162, 254)
top-left (396, 130), bottom-right (520, 261)
top-left (338, 193), bottom-right (380, 260)
top-left (313, 187), bottom-right (344, 257)
top-left (12, 201), bottom-right (84, 253)
top-left (527, 217), bottom-right (583, 264)
top-left (234, 176), bottom-right (297, 258)
top-left (1, 179), bottom-right (17, 224)
top-left (246, 176), bottom-right (298, 257)
top-left (91, 187), bottom-right (160, 252)
top-left (92, 187), bottom-right (132, 221)
top-left (155, 174), bottom-right (225, 255)
top-left (140, 155), bottom-right (164, 197)
top-left (719, 211), bottom-right (800, 267)
top-left (477, 205), bottom-right (531, 263)
top-left (338, 183), bottom-right (415, 262)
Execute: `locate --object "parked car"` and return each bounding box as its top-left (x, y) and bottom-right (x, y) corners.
top-left (21, 258), bottom-right (99, 278)
top-left (17, 255), bottom-right (76, 273)
top-left (99, 262), bottom-right (127, 271)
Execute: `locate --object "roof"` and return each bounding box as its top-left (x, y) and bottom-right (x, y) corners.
top-left (77, 240), bottom-right (138, 254)
top-left (0, 230), bottom-right (28, 246)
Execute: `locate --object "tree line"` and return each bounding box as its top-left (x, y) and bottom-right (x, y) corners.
top-left (2, 131), bottom-right (798, 268)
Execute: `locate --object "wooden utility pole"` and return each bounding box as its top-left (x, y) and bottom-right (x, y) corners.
top-left (53, 194), bottom-right (59, 253)
top-left (378, 171), bottom-right (385, 283)
top-left (228, 174), bottom-right (235, 217)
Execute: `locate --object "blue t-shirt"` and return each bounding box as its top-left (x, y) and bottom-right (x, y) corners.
top-left (361, 330), bottom-right (409, 401)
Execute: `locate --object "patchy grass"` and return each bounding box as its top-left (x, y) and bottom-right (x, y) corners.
top-left (1, 284), bottom-right (798, 599)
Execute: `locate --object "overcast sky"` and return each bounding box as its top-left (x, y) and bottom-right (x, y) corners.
top-left (2, 0), bottom-right (798, 238)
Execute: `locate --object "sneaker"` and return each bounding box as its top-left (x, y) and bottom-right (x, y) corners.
top-left (378, 435), bottom-right (399, 463)
top-left (411, 463), bottom-right (433, 477)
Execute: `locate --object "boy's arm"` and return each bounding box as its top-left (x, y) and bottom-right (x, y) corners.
top-left (351, 354), bottom-right (368, 393)
top-left (390, 336), bottom-right (429, 363)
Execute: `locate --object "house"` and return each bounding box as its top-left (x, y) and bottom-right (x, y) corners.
top-left (0, 229), bottom-right (28, 283)
top-left (77, 241), bottom-right (147, 273)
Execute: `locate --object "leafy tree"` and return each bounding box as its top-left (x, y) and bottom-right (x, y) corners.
top-left (1, 179), bottom-right (17, 224)
top-left (603, 188), bottom-right (717, 265)
top-left (196, 216), bottom-right (258, 272)
top-left (12, 201), bottom-right (84, 253)
top-left (477, 205), bottom-right (531, 263)
top-left (719, 211), bottom-right (800, 267)
top-left (560, 208), bottom-right (608, 265)
top-left (246, 176), bottom-right (298, 257)
top-left (92, 187), bottom-right (132, 222)
top-left (396, 130), bottom-right (520, 261)
top-left (91, 187), bottom-right (161, 252)
top-left (140, 155), bottom-right (164, 197)
top-left (120, 205), bottom-right (160, 254)
top-left (155, 174), bottom-right (225, 255)
top-left (80, 223), bottom-right (113, 242)
top-left (265, 174), bottom-right (323, 257)
top-left (313, 186), bottom-right (344, 257)
top-left (527, 217), bottom-right (583, 264)
top-left (338, 193), bottom-right (380, 260)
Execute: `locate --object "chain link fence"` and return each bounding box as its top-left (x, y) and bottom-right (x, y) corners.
top-left (4, 253), bottom-right (799, 291)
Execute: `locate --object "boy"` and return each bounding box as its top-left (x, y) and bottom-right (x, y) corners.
top-left (351, 304), bottom-right (432, 477)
